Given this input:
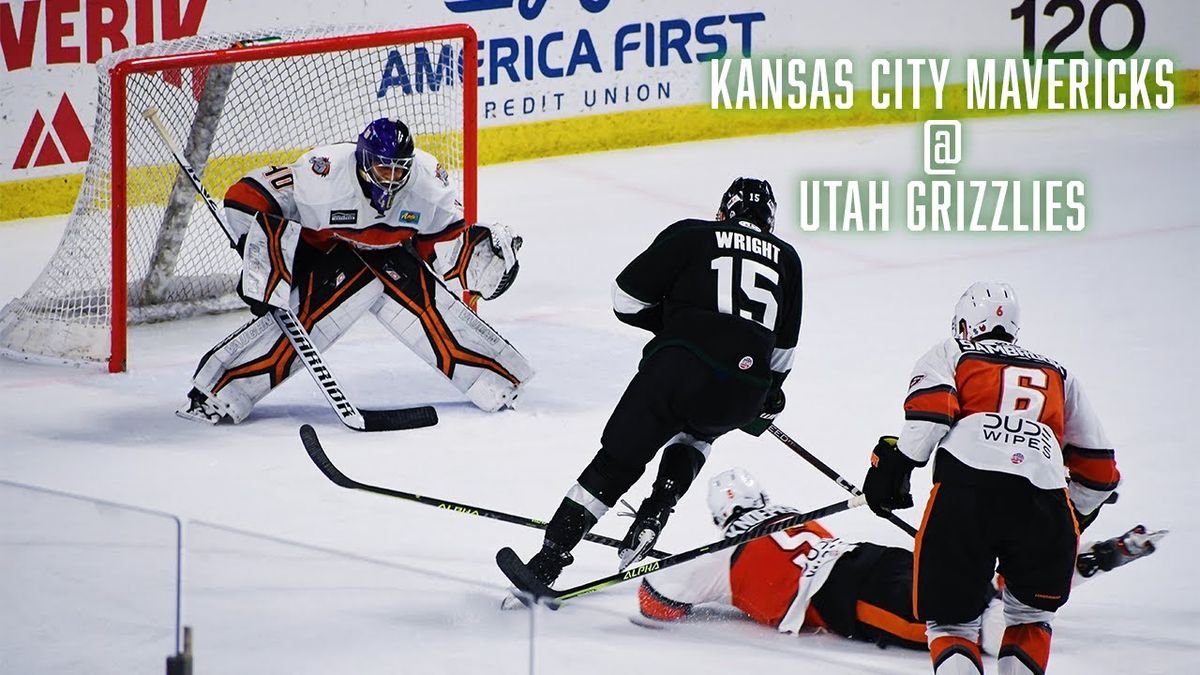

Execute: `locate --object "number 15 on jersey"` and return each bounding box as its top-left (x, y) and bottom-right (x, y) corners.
top-left (712, 256), bottom-right (779, 329)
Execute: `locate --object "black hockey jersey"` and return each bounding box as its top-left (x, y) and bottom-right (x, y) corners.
top-left (612, 217), bottom-right (802, 387)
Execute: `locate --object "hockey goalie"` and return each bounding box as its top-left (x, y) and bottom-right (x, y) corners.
top-left (177, 117), bottom-right (533, 424)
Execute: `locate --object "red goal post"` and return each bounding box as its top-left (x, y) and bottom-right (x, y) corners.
top-left (0, 25), bottom-right (478, 373)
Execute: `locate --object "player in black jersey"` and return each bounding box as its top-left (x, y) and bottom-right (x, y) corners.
top-left (513, 178), bottom-right (804, 588)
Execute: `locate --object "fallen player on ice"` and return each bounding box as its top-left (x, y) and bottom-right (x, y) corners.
top-left (631, 467), bottom-right (1166, 655)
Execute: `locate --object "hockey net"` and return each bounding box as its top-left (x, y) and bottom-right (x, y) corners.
top-left (0, 25), bottom-right (477, 372)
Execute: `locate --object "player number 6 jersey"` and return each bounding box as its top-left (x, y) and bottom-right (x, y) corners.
top-left (898, 338), bottom-right (1118, 506)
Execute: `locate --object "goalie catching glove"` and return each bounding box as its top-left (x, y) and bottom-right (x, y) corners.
top-left (439, 223), bottom-right (522, 301)
top-left (237, 211), bottom-right (302, 315)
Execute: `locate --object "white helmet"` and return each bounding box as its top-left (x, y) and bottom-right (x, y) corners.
top-left (707, 468), bottom-right (769, 527)
top-left (952, 282), bottom-right (1020, 342)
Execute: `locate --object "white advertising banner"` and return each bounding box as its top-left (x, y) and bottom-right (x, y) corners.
top-left (0, 0), bottom-right (1196, 183)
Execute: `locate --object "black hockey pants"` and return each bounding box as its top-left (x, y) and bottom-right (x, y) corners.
top-left (577, 347), bottom-right (769, 508)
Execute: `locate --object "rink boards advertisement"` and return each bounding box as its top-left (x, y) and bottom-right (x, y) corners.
top-left (0, 0), bottom-right (1197, 219)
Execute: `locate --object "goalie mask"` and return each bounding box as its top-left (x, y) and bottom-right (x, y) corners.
top-left (708, 467), bottom-right (769, 528)
top-left (356, 117), bottom-right (415, 213)
top-left (717, 177), bottom-right (777, 232)
top-left (952, 281), bottom-right (1021, 342)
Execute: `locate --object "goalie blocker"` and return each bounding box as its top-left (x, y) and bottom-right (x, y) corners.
top-left (189, 236), bottom-right (532, 422)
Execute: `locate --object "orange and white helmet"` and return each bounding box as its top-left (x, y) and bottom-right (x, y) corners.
top-left (952, 282), bottom-right (1020, 342)
top-left (707, 467), bottom-right (769, 527)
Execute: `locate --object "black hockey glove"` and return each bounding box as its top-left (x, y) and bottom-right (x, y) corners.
top-left (740, 387), bottom-right (785, 437)
top-left (863, 436), bottom-right (917, 517)
top-left (236, 279), bottom-right (272, 317)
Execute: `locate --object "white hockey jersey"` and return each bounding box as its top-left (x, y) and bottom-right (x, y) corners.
top-left (224, 143), bottom-right (464, 255)
top-left (898, 337), bottom-right (1120, 514)
top-left (638, 505), bottom-right (856, 633)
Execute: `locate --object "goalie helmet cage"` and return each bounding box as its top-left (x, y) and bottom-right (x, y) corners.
top-left (0, 24), bottom-right (478, 373)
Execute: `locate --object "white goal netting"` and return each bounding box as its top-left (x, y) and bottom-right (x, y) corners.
top-left (0, 25), bottom-right (470, 369)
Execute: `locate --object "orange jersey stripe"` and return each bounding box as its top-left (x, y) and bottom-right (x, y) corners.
top-left (856, 600), bottom-right (927, 645)
top-left (1063, 446), bottom-right (1120, 490)
top-left (317, 225), bottom-right (420, 249)
top-left (225, 179), bottom-right (277, 216)
top-left (904, 385), bottom-right (960, 425)
top-left (413, 220), bottom-right (469, 263)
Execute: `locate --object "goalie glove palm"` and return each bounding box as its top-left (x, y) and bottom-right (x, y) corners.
top-left (451, 223), bottom-right (523, 300)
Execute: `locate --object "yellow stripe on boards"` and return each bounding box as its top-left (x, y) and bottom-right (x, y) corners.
top-left (3, 68), bottom-right (1196, 222)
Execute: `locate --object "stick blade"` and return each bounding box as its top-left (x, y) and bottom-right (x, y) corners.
top-left (496, 547), bottom-right (560, 609)
top-left (361, 406), bottom-right (438, 432)
top-left (298, 424), bottom-right (360, 489)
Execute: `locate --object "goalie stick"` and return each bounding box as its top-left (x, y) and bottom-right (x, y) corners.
top-left (143, 107), bottom-right (436, 432)
top-left (767, 424), bottom-right (919, 537)
top-left (497, 495), bottom-right (867, 608)
top-left (299, 424), bottom-right (669, 558)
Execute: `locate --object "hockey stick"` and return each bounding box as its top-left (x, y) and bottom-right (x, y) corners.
top-left (143, 107), bottom-right (436, 432)
top-left (299, 424), bottom-right (669, 558)
top-left (497, 495), bottom-right (867, 608)
top-left (767, 424), bottom-right (919, 537)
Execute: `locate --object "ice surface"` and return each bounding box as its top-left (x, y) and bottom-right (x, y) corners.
top-left (1, 110), bottom-right (1197, 673)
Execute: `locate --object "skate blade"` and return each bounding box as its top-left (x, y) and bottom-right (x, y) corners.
top-left (618, 530), bottom-right (656, 571)
top-left (175, 406), bottom-right (218, 425)
top-left (629, 613), bottom-right (676, 630)
top-left (1129, 527), bottom-right (1169, 550)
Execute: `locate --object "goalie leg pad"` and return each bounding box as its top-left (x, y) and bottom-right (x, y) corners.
top-left (365, 248), bottom-right (534, 412)
top-left (190, 257), bottom-right (380, 422)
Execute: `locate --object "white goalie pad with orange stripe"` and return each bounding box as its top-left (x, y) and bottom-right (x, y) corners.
top-left (191, 277), bottom-right (379, 423)
top-left (191, 242), bottom-right (532, 420)
top-left (368, 257), bottom-right (534, 412)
